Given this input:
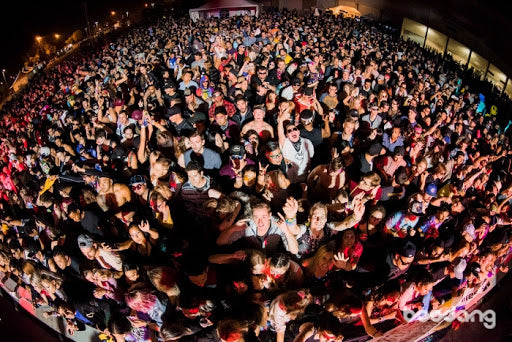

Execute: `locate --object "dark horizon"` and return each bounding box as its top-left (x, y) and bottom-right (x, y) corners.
top-left (0, 0), bottom-right (174, 80)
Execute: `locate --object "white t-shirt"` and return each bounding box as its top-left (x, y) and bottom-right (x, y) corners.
top-left (269, 294), bottom-right (292, 333)
top-left (281, 138), bottom-right (314, 183)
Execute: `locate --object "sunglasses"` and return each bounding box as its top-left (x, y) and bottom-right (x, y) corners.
top-left (131, 184), bottom-right (143, 190)
top-left (287, 127), bottom-right (299, 133)
top-left (400, 256), bottom-right (413, 265)
top-left (269, 152), bottom-right (282, 158)
top-left (231, 155), bottom-right (244, 160)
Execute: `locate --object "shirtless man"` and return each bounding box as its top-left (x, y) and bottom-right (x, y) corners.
top-left (96, 173), bottom-right (131, 212)
top-left (307, 154), bottom-right (346, 202)
top-left (241, 105), bottom-right (274, 143)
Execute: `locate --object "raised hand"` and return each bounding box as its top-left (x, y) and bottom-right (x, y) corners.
top-left (258, 161), bottom-right (268, 177)
top-left (262, 189), bottom-right (274, 201)
top-left (334, 251), bottom-right (349, 269)
top-left (233, 250), bottom-right (247, 260)
top-left (282, 197), bottom-right (298, 219)
top-left (232, 218), bottom-right (249, 231)
top-left (352, 197), bottom-right (366, 220)
top-left (138, 220), bottom-right (150, 232)
top-left (331, 147), bottom-right (339, 159)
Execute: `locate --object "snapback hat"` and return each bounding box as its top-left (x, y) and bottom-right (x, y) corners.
top-left (77, 234), bottom-right (94, 248)
top-left (129, 175), bottom-right (147, 186)
top-left (229, 144), bottom-right (244, 158)
top-left (190, 112), bottom-right (207, 123)
top-left (425, 183), bottom-right (438, 197)
top-left (399, 240), bottom-right (417, 258)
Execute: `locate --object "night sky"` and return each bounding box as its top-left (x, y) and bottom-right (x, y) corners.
top-left (0, 0), bottom-right (165, 80)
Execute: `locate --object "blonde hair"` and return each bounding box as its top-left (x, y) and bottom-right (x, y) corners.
top-left (363, 172), bottom-right (381, 187)
top-left (308, 202), bottom-right (328, 220)
top-left (304, 244), bottom-right (335, 274)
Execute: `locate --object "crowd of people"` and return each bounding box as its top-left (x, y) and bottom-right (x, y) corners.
top-left (1, 7), bottom-right (512, 342)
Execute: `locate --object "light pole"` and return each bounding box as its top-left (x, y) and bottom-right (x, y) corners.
top-left (83, 1), bottom-right (91, 38)
top-left (2, 69), bottom-right (7, 86)
top-left (35, 36), bottom-right (43, 60)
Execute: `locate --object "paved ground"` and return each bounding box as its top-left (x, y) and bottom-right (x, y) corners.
top-left (436, 272), bottom-right (512, 342)
top-left (0, 289), bottom-right (99, 342)
top-left (0, 293), bottom-right (67, 342)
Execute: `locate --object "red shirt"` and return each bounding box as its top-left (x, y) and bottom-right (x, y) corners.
top-left (208, 100), bottom-right (236, 119)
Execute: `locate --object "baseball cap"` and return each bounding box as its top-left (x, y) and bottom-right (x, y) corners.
top-left (425, 183), bottom-right (438, 197)
top-left (166, 106), bottom-right (182, 117)
top-left (453, 258), bottom-right (467, 279)
top-left (77, 234), bottom-right (94, 248)
top-left (292, 78), bottom-right (301, 86)
top-left (83, 168), bottom-right (102, 177)
top-left (131, 110), bottom-right (143, 121)
top-left (399, 241), bottom-right (416, 258)
top-left (229, 145), bottom-right (244, 158)
top-left (40, 146), bottom-right (50, 157)
top-left (367, 143), bottom-right (384, 156)
top-left (469, 262), bottom-right (481, 277)
top-left (113, 99), bottom-right (125, 107)
top-left (190, 112), bottom-right (207, 123)
top-left (129, 175), bottom-right (147, 186)
top-left (300, 109), bottom-right (314, 123)
top-left (163, 82), bottom-right (176, 90)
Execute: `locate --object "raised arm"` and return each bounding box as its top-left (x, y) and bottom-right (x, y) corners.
top-left (276, 213), bottom-right (299, 255)
top-left (321, 112), bottom-right (331, 138)
top-left (138, 220), bottom-right (159, 240)
top-left (277, 114), bottom-right (286, 148)
top-left (216, 219), bottom-right (249, 246)
top-left (282, 197), bottom-right (300, 235)
top-left (331, 196), bottom-right (365, 231)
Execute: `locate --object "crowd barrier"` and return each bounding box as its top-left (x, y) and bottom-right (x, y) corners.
top-left (0, 266), bottom-right (505, 342)
top-left (0, 272), bottom-right (98, 342)
top-left (374, 260), bottom-right (509, 342)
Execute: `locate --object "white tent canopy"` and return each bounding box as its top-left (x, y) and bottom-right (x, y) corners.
top-left (189, 0), bottom-right (259, 22)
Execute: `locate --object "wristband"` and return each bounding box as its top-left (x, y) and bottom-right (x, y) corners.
top-left (285, 217), bottom-right (297, 225)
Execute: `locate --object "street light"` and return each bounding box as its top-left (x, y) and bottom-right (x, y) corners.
top-left (2, 69), bottom-right (8, 89)
top-left (111, 11), bottom-right (116, 16)
top-left (35, 36), bottom-right (42, 43)
top-left (54, 33), bottom-right (60, 39)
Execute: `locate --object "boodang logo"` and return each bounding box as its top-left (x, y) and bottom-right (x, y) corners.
top-left (403, 309), bottom-right (496, 329)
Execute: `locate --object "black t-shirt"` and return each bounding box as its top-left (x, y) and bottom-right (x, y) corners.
top-left (81, 210), bottom-right (102, 237)
top-left (300, 127), bottom-right (323, 147)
